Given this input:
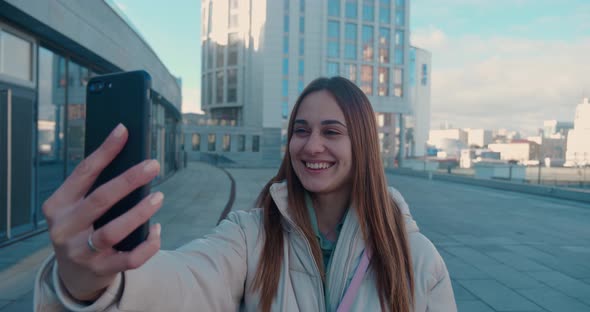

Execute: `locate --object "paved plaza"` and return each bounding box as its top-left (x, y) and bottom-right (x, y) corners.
top-left (1, 162), bottom-right (589, 311)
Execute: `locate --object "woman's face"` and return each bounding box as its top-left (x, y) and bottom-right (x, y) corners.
top-left (289, 90), bottom-right (353, 197)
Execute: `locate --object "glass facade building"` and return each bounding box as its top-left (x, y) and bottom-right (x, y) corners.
top-left (0, 1), bottom-right (182, 244)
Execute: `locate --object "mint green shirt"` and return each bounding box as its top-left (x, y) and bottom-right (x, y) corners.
top-left (305, 193), bottom-right (347, 311)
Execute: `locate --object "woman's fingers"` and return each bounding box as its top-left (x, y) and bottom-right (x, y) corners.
top-left (89, 192), bottom-right (164, 252)
top-left (93, 223), bottom-right (162, 275)
top-left (42, 124), bottom-right (128, 219)
top-left (60, 159), bottom-right (160, 236)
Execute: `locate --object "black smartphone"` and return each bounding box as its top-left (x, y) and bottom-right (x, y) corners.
top-left (84, 70), bottom-right (152, 251)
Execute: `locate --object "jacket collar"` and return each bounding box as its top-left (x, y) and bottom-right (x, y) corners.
top-left (268, 181), bottom-right (420, 234)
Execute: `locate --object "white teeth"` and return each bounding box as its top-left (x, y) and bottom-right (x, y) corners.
top-left (305, 162), bottom-right (332, 169)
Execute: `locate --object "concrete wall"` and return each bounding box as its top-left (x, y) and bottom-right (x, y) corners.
top-left (5, 0), bottom-right (181, 109)
top-left (387, 168), bottom-right (590, 204)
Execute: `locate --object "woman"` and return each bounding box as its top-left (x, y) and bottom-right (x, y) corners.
top-left (35, 77), bottom-right (456, 311)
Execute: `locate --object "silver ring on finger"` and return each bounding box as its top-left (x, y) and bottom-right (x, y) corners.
top-left (87, 232), bottom-right (103, 253)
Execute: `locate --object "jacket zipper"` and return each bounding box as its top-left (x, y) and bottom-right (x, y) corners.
top-left (283, 219), bottom-right (327, 312)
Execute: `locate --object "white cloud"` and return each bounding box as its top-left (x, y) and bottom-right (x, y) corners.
top-left (412, 28), bottom-right (590, 136)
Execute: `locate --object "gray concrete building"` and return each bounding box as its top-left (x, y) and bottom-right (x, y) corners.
top-left (0, 0), bottom-right (182, 245)
top-left (192, 0), bottom-right (411, 167)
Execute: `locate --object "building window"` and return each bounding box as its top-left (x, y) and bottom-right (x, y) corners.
top-left (284, 0), bottom-right (289, 10)
top-left (421, 64), bottom-right (428, 85)
top-left (283, 79), bottom-right (289, 97)
top-left (228, 33), bottom-right (239, 66)
top-left (208, 44), bottom-right (214, 68)
top-left (379, 27), bottom-right (390, 63)
top-left (394, 67), bottom-right (403, 96)
top-left (300, 0), bottom-right (305, 12)
top-left (223, 134), bottom-right (231, 152)
top-left (208, 134), bottom-right (216, 151)
top-left (1, 30), bottom-right (33, 81)
top-left (362, 25), bottom-right (374, 61)
top-left (300, 16), bottom-right (305, 33)
top-left (216, 71), bottom-right (224, 103)
top-left (363, 1), bottom-right (375, 21)
top-left (229, 14), bottom-right (239, 28)
top-left (282, 101), bottom-right (289, 119)
top-left (344, 23), bottom-right (357, 60)
top-left (227, 68), bottom-right (237, 102)
top-left (378, 67), bottom-right (389, 96)
top-left (207, 73), bottom-right (213, 104)
top-left (395, 30), bottom-right (404, 46)
top-left (252, 136), bottom-right (260, 152)
top-left (284, 15), bottom-right (290, 33)
top-left (283, 58), bottom-right (289, 76)
top-left (394, 47), bottom-right (403, 65)
top-left (298, 80), bottom-right (304, 93)
top-left (344, 63), bottom-right (357, 82)
top-left (379, 0), bottom-right (391, 24)
top-left (283, 36), bottom-right (289, 54)
top-left (328, 21), bottom-right (340, 58)
top-left (299, 59), bottom-right (304, 76)
top-left (192, 134), bottom-right (201, 151)
top-left (230, 0), bottom-right (239, 9)
top-left (328, 0), bottom-right (340, 17)
top-left (345, 0), bottom-right (358, 19)
top-left (361, 65), bottom-right (373, 95)
top-left (238, 135), bottom-right (246, 152)
top-left (327, 62), bottom-right (340, 77)
top-left (299, 37), bottom-right (305, 56)
top-left (396, 0), bottom-right (404, 5)
top-left (216, 44), bottom-right (224, 67)
top-left (395, 9), bottom-right (404, 26)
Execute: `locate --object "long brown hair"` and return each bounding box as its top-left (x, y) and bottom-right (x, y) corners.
top-left (252, 77), bottom-right (414, 311)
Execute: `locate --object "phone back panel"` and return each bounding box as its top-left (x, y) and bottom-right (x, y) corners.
top-left (84, 70), bottom-right (151, 251)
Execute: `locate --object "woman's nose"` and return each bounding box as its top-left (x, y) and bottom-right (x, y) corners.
top-left (303, 132), bottom-right (325, 154)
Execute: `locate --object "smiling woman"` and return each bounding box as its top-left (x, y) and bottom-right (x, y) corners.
top-left (34, 77), bottom-right (456, 312)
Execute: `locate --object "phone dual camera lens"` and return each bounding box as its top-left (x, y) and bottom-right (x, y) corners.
top-left (88, 81), bottom-right (105, 93)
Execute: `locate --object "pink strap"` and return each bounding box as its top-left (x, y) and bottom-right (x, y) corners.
top-left (336, 249), bottom-right (371, 312)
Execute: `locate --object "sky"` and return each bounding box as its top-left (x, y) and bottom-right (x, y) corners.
top-left (110, 0), bottom-right (590, 136)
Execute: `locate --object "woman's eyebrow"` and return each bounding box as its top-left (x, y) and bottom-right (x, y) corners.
top-left (294, 119), bottom-right (347, 127)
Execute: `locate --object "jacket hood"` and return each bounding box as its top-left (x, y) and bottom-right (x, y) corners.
top-left (269, 181), bottom-right (419, 234)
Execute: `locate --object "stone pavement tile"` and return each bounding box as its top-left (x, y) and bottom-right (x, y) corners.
top-left (516, 286), bottom-right (590, 312)
top-left (531, 244), bottom-right (590, 270)
top-left (438, 248), bottom-right (489, 280)
top-left (503, 245), bottom-right (590, 279)
top-left (444, 247), bottom-right (504, 269)
top-left (477, 264), bottom-right (544, 289)
top-left (458, 279), bottom-right (541, 311)
top-left (0, 290), bottom-right (33, 312)
top-left (485, 251), bottom-right (552, 272)
top-left (0, 301), bottom-right (9, 309)
top-left (0, 268), bottom-right (37, 300)
top-left (451, 279), bottom-right (477, 301)
top-left (527, 271), bottom-right (590, 302)
top-left (456, 300), bottom-right (495, 312)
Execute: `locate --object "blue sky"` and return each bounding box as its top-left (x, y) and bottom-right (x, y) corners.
top-left (111, 0), bottom-right (590, 135)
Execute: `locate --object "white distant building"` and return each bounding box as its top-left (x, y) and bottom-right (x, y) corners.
top-left (492, 128), bottom-right (521, 143)
top-left (406, 46), bottom-right (431, 157)
top-left (429, 129), bottom-right (468, 148)
top-left (565, 97), bottom-right (590, 166)
top-left (488, 140), bottom-right (540, 163)
top-left (467, 129), bottom-right (492, 148)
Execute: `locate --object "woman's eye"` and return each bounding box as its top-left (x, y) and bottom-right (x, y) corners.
top-left (324, 129), bottom-right (340, 135)
top-left (293, 128), bottom-right (308, 134)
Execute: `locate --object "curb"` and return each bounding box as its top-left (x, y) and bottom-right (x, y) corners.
top-left (216, 166), bottom-right (236, 225)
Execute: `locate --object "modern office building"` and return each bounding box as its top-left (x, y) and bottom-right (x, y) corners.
top-left (193, 0), bottom-right (411, 167)
top-left (565, 97), bottom-right (590, 166)
top-left (406, 46), bottom-right (431, 157)
top-left (0, 0), bottom-right (182, 244)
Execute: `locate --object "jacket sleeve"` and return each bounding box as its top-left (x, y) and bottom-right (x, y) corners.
top-left (426, 255), bottom-right (457, 312)
top-left (34, 211), bottom-right (251, 312)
